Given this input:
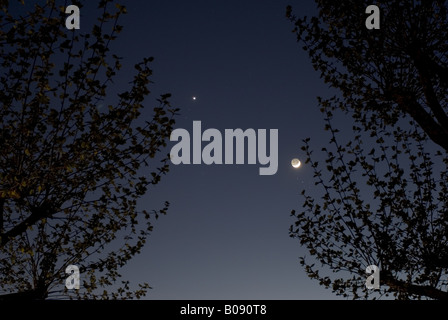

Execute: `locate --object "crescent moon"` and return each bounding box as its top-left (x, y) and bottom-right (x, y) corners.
top-left (291, 158), bottom-right (301, 168)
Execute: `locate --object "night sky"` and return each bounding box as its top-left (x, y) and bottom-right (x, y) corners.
top-left (5, 0), bottom-right (354, 299)
top-left (105, 0), bottom-right (339, 299)
top-left (5, 0), bottom-right (448, 304)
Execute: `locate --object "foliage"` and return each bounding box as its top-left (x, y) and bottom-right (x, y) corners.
top-left (287, 1), bottom-right (448, 299)
top-left (0, 0), bottom-right (178, 299)
top-left (291, 111), bottom-right (448, 299)
top-left (287, 1), bottom-right (448, 151)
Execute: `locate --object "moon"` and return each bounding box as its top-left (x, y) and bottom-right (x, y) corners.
top-left (291, 158), bottom-right (301, 168)
top-left (192, 96), bottom-right (197, 100)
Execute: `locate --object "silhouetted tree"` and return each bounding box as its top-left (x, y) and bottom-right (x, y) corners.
top-left (291, 113), bottom-right (448, 299)
top-left (287, 1), bottom-right (448, 151)
top-left (0, 0), bottom-right (178, 299)
top-left (287, 1), bottom-right (448, 299)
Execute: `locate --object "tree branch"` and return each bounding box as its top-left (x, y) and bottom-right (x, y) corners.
top-left (391, 91), bottom-right (448, 152)
top-left (412, 50), bottom-right (448, 130)
top-left (383, 271), bottom-right (448, 300)
top-left (414, 49), bottom-right (448, 89)
top-left (0, 202), bottom-right (56, 247)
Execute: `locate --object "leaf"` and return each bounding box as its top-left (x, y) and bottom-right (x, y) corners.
top-left (9, 190), bottom-right (20, 199)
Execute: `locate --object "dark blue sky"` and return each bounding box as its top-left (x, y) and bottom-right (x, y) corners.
top-left (102, 0), bottom-right (342, 299)
top-left (6, 0), bottom-right (447, 301)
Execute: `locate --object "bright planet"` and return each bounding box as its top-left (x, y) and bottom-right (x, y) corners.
top-left (291, 158), bottom-right (301, 168)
